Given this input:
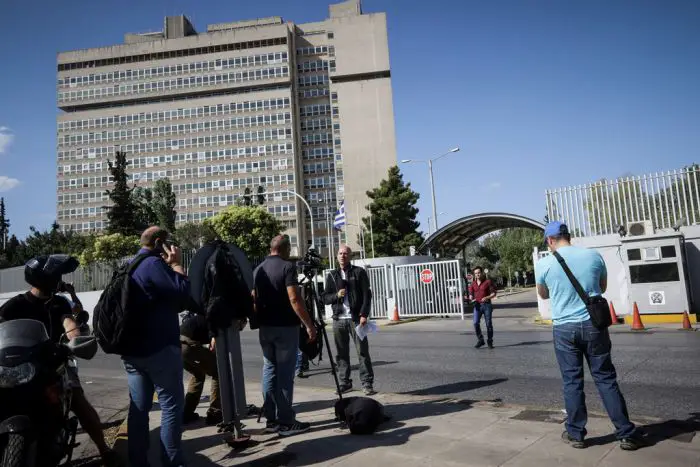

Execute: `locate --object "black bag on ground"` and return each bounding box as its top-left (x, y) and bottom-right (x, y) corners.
top-left (334, 396), bottom-right (391, 435)
top-left (92, 254), bottom-right (150, 355)
top-left (553, 251), bottom-right (612, 329)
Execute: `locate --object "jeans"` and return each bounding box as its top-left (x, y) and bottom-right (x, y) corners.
top-left (553, 320), bottom-right (636, 441)
top-left (296, 350), bottom-right (309, 373)
top-left (259, 326), bottom-right (299, 425)
top-left (333, 318), bottom-right (374, 388)
top-left (473, 302), bottom-right (494, 343)
top-left (122, 345), bottom-right (185, 467)
top-left (181, 336), bottom-right (220, 416)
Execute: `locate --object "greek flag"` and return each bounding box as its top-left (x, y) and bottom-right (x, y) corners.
top-left (333, 201), bottom-right (346, 230)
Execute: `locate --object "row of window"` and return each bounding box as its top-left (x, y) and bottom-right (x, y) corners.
top-left (59, 112), bottom-right (292, 147)
top-left (59, 66), bottom-right (290, 103)
top-left (302, 147), bottom-right (334, 160)
top-left (298, 75), bottom-right (329, 88)
top-left (171, 174), bottom-right (295, 195)
top-left (59, 37), bottom-right (288, 71)
top-left (58, 98), bottom-right (292, 132)
top-left (299, 88), bottom-right (330, 99)
top-left (304, 175), bottom-right (336, 189)
top-left (298, 60), bottom-right (329, 73)
top-left (300, 118), bottom-right (333, 132)
top-left (178, 191), bottom-right (295, 209)
top-left (299, 104), bottom-right (331, 117)
top-left (307, 190), bottom-right (338, 204)
top-left (58, 52), bottom-right (289, 88)
top-left (57, 191), bottom-right (108, 206)
top-left (130, 159), bottom-right (292, 182)
top-left (296, 45), bottom-right (332, 56)
top-left (301, 133), bottom-right (333, 146)
top-left (303, 161), bottom-right (335, 174)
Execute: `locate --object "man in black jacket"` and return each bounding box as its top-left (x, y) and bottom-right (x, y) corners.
top-left (322, 245), bottom-right (375, 395)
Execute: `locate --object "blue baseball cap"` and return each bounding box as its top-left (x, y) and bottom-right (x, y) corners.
top-left (544, 221), bottom-right (569, 242)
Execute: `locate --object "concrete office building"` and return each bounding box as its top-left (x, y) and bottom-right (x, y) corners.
top-left (56, 0), bottom-right (397, 256)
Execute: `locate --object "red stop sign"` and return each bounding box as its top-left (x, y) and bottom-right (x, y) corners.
top-left (420, 268), bottom-right (434, 284)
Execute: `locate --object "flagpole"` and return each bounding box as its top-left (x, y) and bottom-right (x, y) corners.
top-left (369, 212), bottom-right (375, 258)
top-left (327, 209), bottom-right (335, 270)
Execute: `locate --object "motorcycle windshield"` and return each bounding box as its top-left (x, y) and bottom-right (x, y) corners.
top-left (0, 319), bottom-right (50, 349)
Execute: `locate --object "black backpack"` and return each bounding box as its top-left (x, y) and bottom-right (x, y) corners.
top-left (201, 241), bottom-right (254, 333)
top-left (92, 254), bottom-right (150, 355)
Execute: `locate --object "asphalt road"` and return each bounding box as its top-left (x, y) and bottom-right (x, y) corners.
top-left (74, 292), bottom-right (700, 461)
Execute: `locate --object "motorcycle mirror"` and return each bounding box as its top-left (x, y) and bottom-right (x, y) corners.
top-left (65, 335), bottom-right (98, 360)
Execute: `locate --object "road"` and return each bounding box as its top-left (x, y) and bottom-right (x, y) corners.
top-left (74, 291), bottom-right (700, 461)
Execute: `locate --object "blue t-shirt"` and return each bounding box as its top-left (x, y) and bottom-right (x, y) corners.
top-left (535, 246), bottom-right (607, 325)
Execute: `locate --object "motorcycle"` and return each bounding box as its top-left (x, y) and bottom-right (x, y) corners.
top-left (0, 318), bottom-right (98, 466)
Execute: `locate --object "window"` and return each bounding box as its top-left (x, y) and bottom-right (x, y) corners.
top-left (661, 245), bottom-right (676, 258)
top-left (327, 32), bottom-right (334, 39)
top-left (627, 249), bottom-right (641, 261)
top-left (629, 263), bottom-right (680, 284)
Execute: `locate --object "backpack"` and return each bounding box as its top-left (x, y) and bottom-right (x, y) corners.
top-left (92, 254), bottom-right (150, 355)
top-left (201, 241), bottom-right (254, 333)
top-left (334, 396), bottom-right (391, 435)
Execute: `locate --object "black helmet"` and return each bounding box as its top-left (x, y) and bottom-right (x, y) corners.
top-left (299, 322), bottom-right (323, 361)
top-left (24, 254), bottom-right (80, 293)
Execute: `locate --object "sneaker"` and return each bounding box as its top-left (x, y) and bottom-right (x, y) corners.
top-left (296, 369), bottom-right (308, 379)
top-left (183, 412), bottom-right (200, 425)
top-left (337, 384), bottom-right (353, 394)
top-left (619, 436), bottom-right (646, 451)
top-left (263, 421), bottom-right (280, 433)
top-left (475, 341), bottom-right (485, 349)
top-left (278, 421), bottom-right (311, 437)
top-left (363, 386), bottom-right (377, 396)
top-left (561, 431), bottom-right (586, 449)
top-left (487, 341), bottom-right (494, 349)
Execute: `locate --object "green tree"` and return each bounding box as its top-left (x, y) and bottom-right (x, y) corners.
top-left (79, 233), bottom-right (140, 270)
top-left (105, 151), bottom-right (139, 235)
top-left (489, 228), bottom-right (542, 276)
top-left (0, 197), bottom-right (9, 249)
top-left (131, 186), bottom-right (156, 230)
top-left (151, 178), bottom-right (177, 232)
top-left (360, 166), bottom-right (423, 257)
top-left (205, 206), bottom-right (284, 258)
top-left (172, 221), bottom-right (217, 251)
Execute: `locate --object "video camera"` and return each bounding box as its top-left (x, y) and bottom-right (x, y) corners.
top-left (297, 247), bottom-right (323, 279)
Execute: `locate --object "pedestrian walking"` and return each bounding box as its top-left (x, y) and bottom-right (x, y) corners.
top-left (252, 235), bottom-right (317, 436)
top-left (322, 245), bottom-right (375, 395)
top-left (535, 221), bottom-right (645, 451)
top-left (468, 266), bottom-right (497, 348)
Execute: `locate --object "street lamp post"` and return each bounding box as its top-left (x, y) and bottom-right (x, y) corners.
top-left (402, 146), bottom-right (460, 234)
top-left (261, 189), bottom-right (315, 252)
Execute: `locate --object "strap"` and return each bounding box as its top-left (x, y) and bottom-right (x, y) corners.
top-left (126, 253), bottom-right (151, 275)
top-left (552, 251), bottom-right (589, 304)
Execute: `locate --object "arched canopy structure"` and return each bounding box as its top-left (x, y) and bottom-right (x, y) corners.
top-left (418, 212), bottom-right (545, 257)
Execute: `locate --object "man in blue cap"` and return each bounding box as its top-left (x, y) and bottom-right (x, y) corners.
top-left (535, 221), bottom-right (644, 451)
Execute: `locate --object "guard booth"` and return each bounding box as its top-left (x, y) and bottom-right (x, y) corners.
top-left (621, 231), bottom-right (691, 315)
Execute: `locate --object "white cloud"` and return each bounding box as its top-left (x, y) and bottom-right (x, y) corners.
top-left (488, 182), bottom-right (502, 190)
top-left (0, 176), bottom-right (20, 192)
top-left (0, 127), bottom-right (13, 155)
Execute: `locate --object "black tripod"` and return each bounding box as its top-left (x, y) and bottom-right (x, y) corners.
top-left (257, 271), bottom-right (344, 424)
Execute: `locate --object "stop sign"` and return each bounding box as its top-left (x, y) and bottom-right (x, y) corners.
top-left (420, 268), bottom-right (434, 284)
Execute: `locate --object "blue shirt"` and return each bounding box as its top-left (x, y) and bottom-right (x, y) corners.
top-left (535, 245), bottom-right (607, 325)
top-left (128, 248), bottom-right (191, 357)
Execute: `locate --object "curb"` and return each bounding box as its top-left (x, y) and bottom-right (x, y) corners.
top-left (381, 316), bottom-right (432, 327)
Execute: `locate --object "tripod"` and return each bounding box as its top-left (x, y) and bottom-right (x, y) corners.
top-left (256, 271), bottom-right (344, 424)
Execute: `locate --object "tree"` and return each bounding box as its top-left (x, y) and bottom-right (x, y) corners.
top-left (151, 178), bottom-right (177, 232)
top-left (131, 186), bottom-right (156, 230)
top-left (205, 206), bottom-right (284, 258)
top-left (172, 221), bottom-right (217, 251)
top-left (104, 151), bottom-right (139, 235)
top-left (79, 233), bottom-right (140, 271)
top-left (360, 166), bottom-right (423, 257)
top-left (0, 197), bottom-right (9, 249)
top-left (489, 228), bottom-right (542, 276)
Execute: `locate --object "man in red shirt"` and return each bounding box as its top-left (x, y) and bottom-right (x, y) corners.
top-left (468, 266), bottom-right (497, 348)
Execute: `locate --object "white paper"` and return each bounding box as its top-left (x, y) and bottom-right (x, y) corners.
top-left (355, 321), bottom-right (378, 341)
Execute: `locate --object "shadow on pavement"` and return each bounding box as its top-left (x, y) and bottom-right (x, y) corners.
top-left (584, 412), bottom-right (700, 448)
top-left (301, 360), bottom-right (398, 378)
top-left (497, 340), bottom-right (552, 348)
top-left (400, 378), bottom-right (508, 396)
top-left (493, 300), bottom-right (538, 309)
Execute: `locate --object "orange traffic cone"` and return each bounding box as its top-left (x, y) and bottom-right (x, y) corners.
top-left (391, 304), bottom-right (399, 322)
top-left (609, 301), bottom-right (619, 325)
top-left (681, 310), bottom-right (693, 330)
top-left (630, 302), bottom-right (645, 331)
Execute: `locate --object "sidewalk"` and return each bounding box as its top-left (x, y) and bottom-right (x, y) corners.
top-left (113, 383), bottom-right (700, 466)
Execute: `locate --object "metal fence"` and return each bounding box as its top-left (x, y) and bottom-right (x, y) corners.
top-left (394, 260), bottom-right (464, 318)
top-left (545, 165), bottom-right (700, 237)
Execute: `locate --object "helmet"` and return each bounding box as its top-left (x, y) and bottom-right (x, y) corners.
top-left (299, 322), bottom-right (323, 361)
top-left (24, 254), bottom-right (80, 293)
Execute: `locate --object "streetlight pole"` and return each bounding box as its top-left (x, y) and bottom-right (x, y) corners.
top-left (262, 189), bottom-right (315, 252)
top-left (402, 146), bottom-right (460, 236)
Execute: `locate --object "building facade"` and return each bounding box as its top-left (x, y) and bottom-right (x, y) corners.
top-left (56, 0), bottom-right (397, 256)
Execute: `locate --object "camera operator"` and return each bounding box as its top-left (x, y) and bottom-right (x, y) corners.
top-left (0, 255), bottom-right (121, 466)
top-left (322, 245), bottom-right (375, 395)
top-left (252, 235), bottom-right (317, 436)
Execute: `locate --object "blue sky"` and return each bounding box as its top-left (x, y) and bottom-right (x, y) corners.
top-left (0, 0), bottom-right (698, 239)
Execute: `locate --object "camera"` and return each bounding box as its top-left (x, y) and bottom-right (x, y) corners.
top-left (297, 247), bottom-right (323, 279)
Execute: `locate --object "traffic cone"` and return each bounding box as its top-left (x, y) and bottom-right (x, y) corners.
top-left (609, 301), bottom-right (619, 325)
top-left (630, 302), bottom-right (645, 331)
top-left (681, 310), bottom-right (693, 330)
top-left (391, 304), bottom-right (399, 322)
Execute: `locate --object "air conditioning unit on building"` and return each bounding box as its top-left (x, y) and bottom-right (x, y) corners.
top-left (627, 220), bottom-right (654, 237)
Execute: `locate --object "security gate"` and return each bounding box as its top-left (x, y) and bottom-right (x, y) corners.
top-left (366, 266), bottom-right (390, 319)
top-left (394, 260), bottom-right (464, 318)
